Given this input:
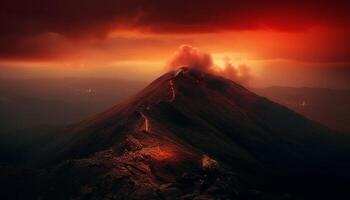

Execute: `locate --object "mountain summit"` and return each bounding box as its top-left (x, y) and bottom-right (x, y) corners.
top-left (16, 67), bottom-right (350, 199)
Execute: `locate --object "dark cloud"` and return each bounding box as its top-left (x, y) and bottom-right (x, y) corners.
top-left (0, 0), bottom-right (349, 60)
top-left (169, 45), bottom-right (253, 85)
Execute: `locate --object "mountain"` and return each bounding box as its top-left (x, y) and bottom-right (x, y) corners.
top-left (252, 86), bottom-right (350, 133)
top-left (1, 67), bottom-right (349, 200)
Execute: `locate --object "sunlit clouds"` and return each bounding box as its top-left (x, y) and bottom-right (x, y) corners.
top-left (0, 1), bottom-right (349, 88)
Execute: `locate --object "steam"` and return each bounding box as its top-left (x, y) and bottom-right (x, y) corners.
top-left (217, 57), bottom-right (252, 85)
top-left (168, 45), bottom-right (252, 85)
top-left (169, 45), bottom-right (213, 71)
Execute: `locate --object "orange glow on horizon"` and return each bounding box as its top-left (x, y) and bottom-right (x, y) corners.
top-left (1, 27), bottom-right (349, 88)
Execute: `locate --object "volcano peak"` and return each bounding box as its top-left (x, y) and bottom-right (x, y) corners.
top-left (38, 68), bottom-right (347, 200)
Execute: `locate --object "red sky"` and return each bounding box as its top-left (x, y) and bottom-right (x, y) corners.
top-left (1, 0), bottom-right (350, 88)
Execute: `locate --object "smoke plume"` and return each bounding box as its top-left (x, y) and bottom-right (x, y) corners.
top-left (168, 45), bottom-right (213, 71)
top-left (168, 45), bottom-right (252, 85)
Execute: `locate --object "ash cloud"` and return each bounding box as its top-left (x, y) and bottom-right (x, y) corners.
top-left (218, 58), bottom-right (253, 85)
top-left (168, 45), bottom-right (253, 85)
top-left (169, 45), bottom-right (213, 72)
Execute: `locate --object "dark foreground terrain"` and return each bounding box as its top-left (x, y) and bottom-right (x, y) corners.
top-left (1, 68), bottom-right (350, 200)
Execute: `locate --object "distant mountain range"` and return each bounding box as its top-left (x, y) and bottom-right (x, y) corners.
top-left (253, 86), bottom-right (350, 133)
top-left (1, 77), bottom-right (349, 133)
top-left (0, 78), bottom-right (145, 132)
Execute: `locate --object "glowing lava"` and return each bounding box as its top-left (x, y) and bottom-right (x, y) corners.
top-left (202, 154), bottom-right (219, 170)
top-left (174, 67), bottom-right (184, 77)
top-left (140, 112), bottom-right (150, 132)
top-left (141, 146), bottom-right (176, 161)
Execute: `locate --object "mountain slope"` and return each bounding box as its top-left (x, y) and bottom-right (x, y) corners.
top-left (55, 67), bottom-right (339, 170)
top-left (12, 67), bottom-right (349, 200)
